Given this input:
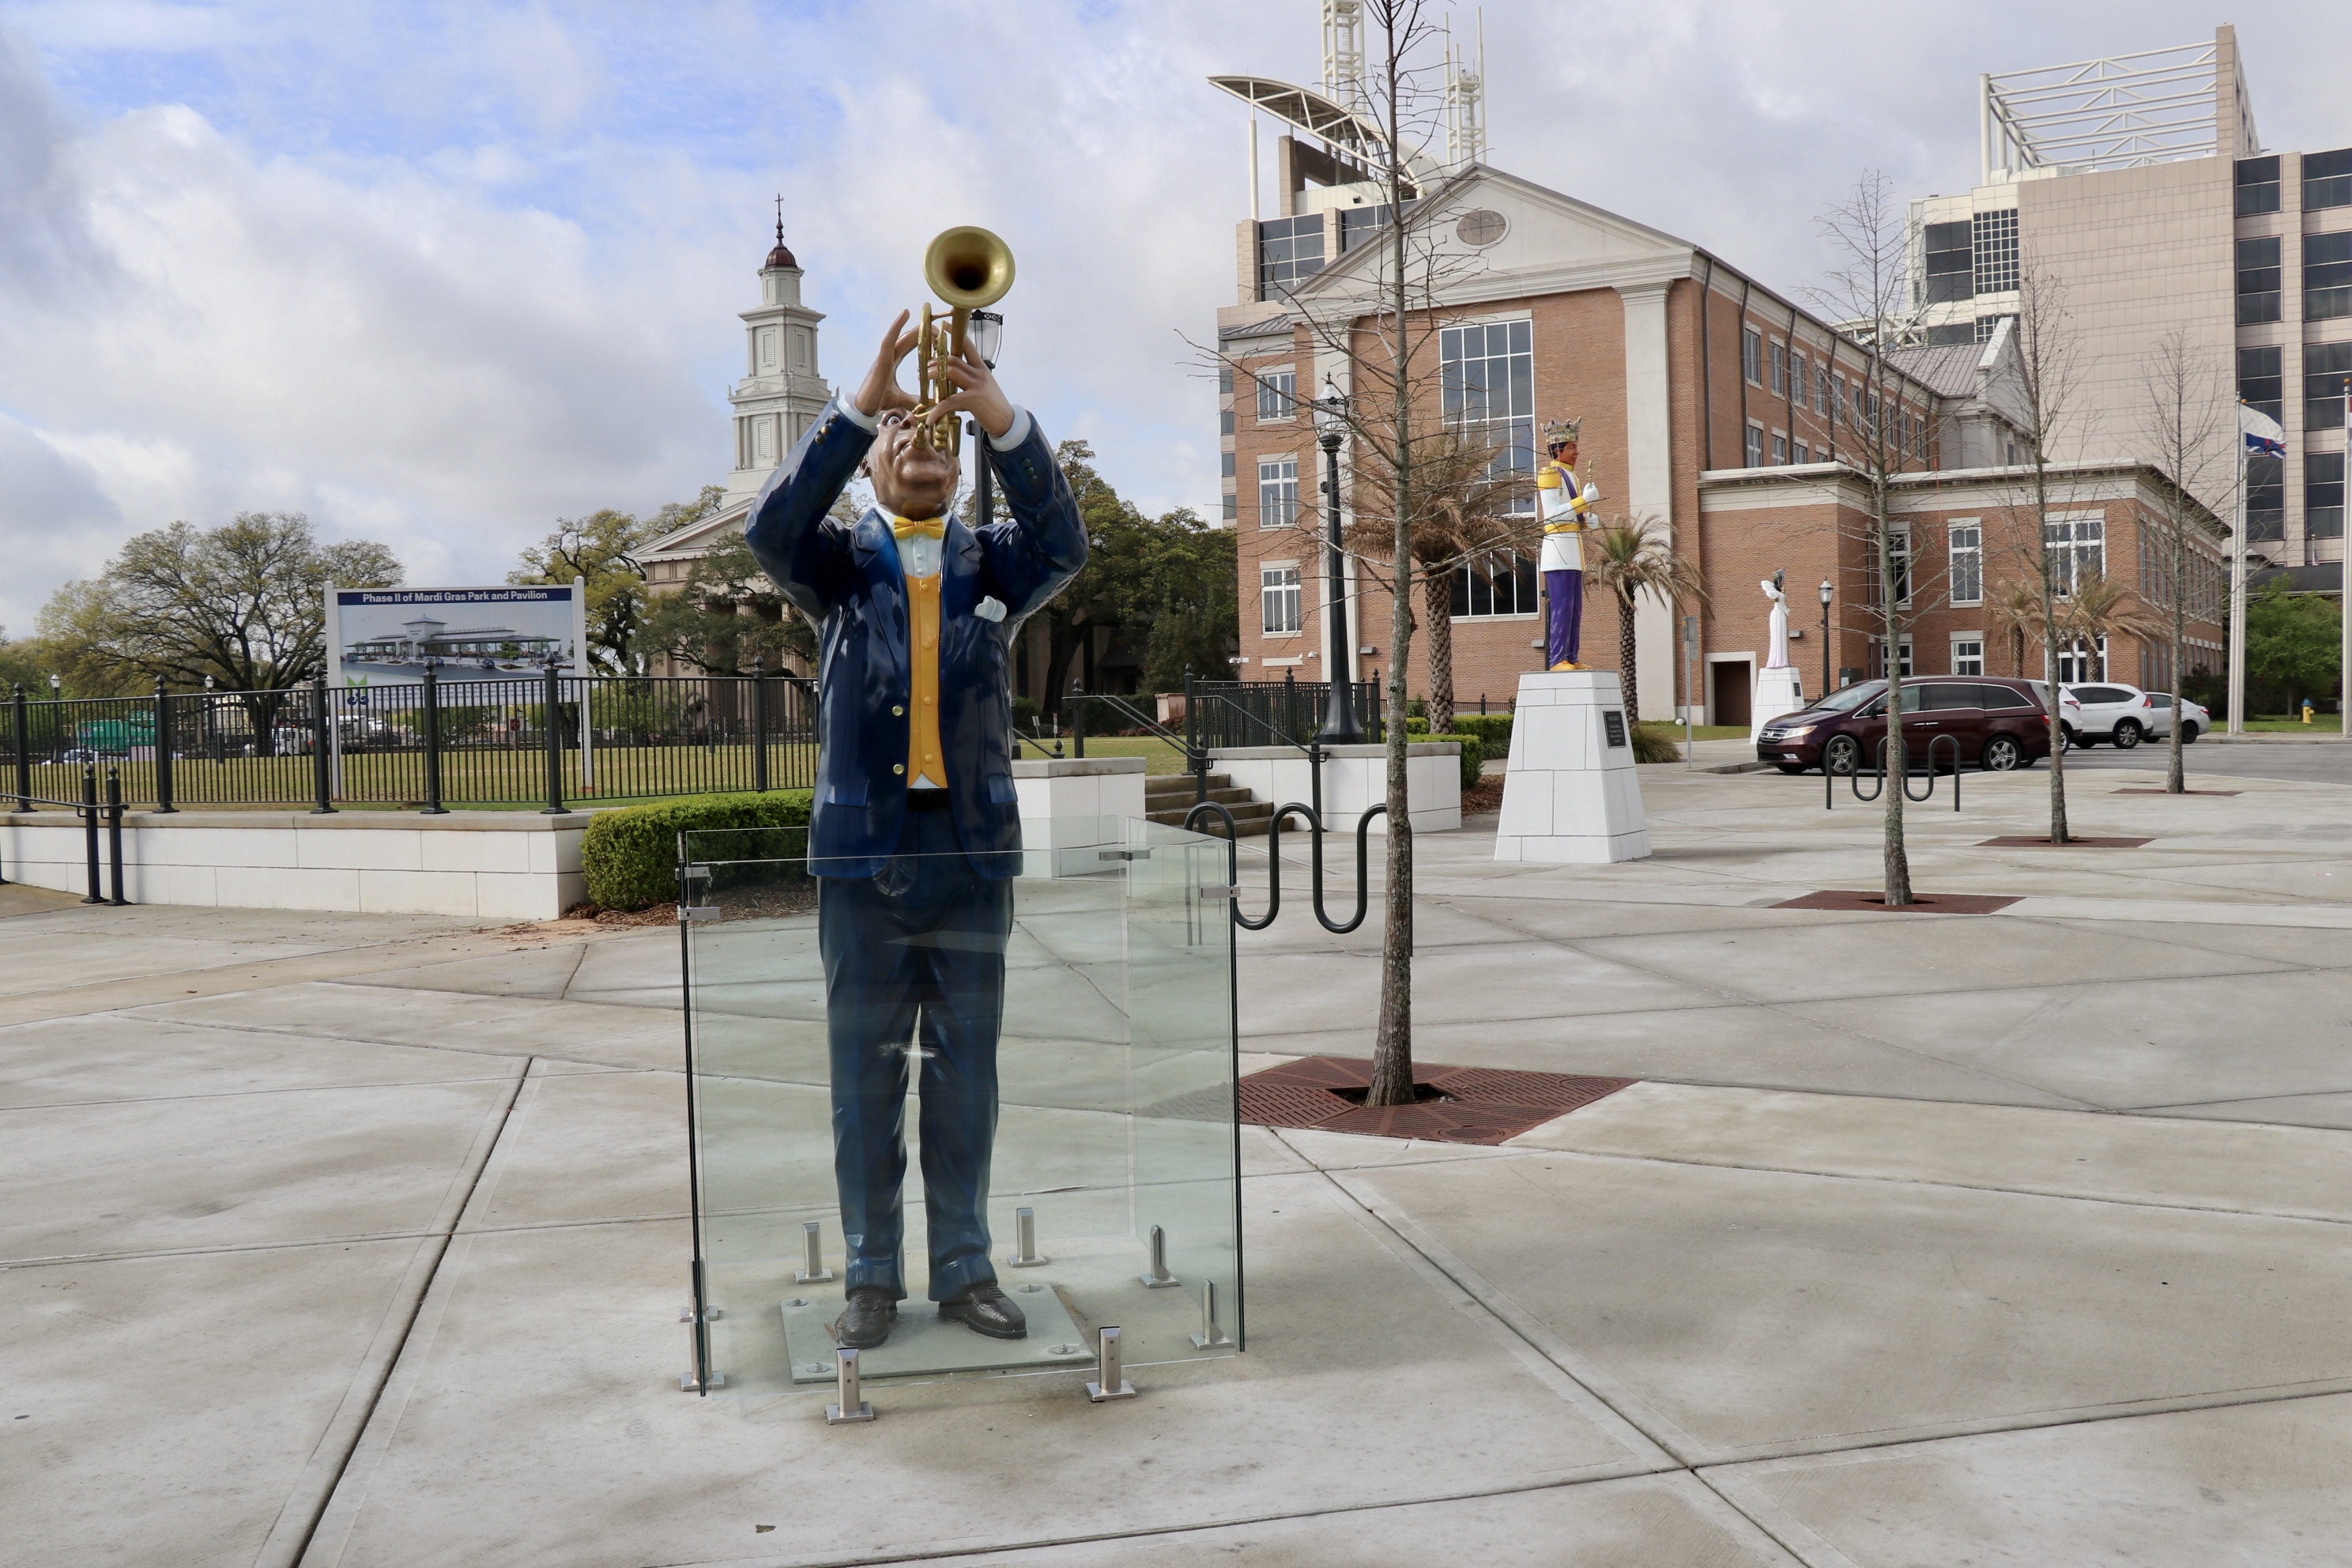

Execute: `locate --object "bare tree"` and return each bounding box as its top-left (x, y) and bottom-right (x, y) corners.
top-left (1207, 0), bottom-right (1463, 1106)
top-left (1343, 428), bottom-right (1536, 733)
top-left (1809, 172), bottom-right (1922, 905)
top-left (1988, 262), bottom-right (2094, 843)
top-left (2135, 327), bottom-right (2230, 793)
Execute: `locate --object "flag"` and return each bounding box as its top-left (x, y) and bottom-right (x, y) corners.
top-left (2240, 401), bottom-right (2286, 458)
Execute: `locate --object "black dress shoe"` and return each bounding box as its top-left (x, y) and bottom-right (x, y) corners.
top-left (835, 1286), bottom-right (897, 1349)
top-left (938, 1283), bottom-right (1027, 1340)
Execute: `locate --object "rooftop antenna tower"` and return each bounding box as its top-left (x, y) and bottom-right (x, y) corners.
top-left (1445, 9), bottom-right (1486, 168)
top-left (1321, 0), bottom-right (1366, 117)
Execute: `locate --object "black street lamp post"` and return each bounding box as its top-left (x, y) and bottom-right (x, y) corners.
top-left (1311, 383), bottom-right (1364, 744)
top-left (1818, 578), bottom-right (1834, 699)
top-left (964, 310), bottom-right (1006, 534)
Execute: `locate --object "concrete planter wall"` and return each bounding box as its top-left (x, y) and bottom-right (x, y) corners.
top-left (1013, 755), bottom-right (1148, 876)
top-left (0, 763), bottom-right (1155, 915)
top-left (0, 809), bottom-right (590, 919)
top-left (1208, 742), bottom-right (1462, 833)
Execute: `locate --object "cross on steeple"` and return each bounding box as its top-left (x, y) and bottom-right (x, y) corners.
top-left (774, 192), bottom-right (785, 245)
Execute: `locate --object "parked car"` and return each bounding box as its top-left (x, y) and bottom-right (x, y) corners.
top-left (2059, 682), bottom-right (2161, 748)
top-left (2026, 681), bottom-right (2085, 747)
top-left (1757, 677), bottom-right (2056, 774)
top-left (2144, 692), bottom-right (2208, 743)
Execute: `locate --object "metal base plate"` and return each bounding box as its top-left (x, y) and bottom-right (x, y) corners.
top-left (781, 1282), bottom-right (1095, 1384)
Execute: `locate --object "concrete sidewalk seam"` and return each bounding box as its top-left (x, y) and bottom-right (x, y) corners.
top-left (251, 1054), bottom-right (532, 1568)
top-left (1483, 1141), bottom-right (2352, 1229)
top-left (614, 1470), bottom-right (1713, 1568)
top-left (0, 1068), bottom-right (541, 1113)
top-left (1304, 1152), bottom-right (1700, 1464)
top-left (1694, 1380), bottom-right (2352, 1491)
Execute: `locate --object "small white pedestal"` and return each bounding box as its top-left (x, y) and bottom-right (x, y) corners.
top-left (1493, 671), bottom-right (1650, 864)
top-left (1750, 665), bottom-right (1808, 742)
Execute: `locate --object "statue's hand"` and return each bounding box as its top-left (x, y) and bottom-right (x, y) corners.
top-left (922, 349), bottom-right (1016, 440)
top-left (852, 311), bottom-right (921, 419)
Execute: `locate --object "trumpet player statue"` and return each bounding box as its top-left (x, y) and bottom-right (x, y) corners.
top-left (745, 230), bottom-right (1084, 1352)
top-left (1536, 420), bottom-right (1600, 669)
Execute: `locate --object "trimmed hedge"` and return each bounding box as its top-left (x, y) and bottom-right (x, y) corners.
top-left (582, 790), bottom-right (814, 911)
top-left (1424, 733), bottom-right (1484, 789)
top-left (1451, 711), bottom-right (1512, 757)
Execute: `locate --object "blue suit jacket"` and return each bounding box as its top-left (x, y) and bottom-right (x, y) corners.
top-left (744, 398), bottom-right (1086, 876)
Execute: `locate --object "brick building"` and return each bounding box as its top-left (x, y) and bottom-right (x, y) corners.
top-left (1213, 107), bottom-right (2226, 722)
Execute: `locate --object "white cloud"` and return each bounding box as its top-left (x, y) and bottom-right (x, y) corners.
top-left (0, 0), bottom-right (2336, 642)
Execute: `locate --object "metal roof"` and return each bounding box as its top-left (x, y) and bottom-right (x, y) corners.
top-left (1884, 342), bottom-right (1984, 398)
top-left (1207, 74), bottom-right (1445, 183)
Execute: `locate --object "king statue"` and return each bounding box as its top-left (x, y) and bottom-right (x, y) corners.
top-left (1536, 420), bottom-right (1600, 670)
top-left (745, 309), bottom-right (1086, 1354)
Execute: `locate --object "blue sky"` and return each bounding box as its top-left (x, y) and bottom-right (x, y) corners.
top-left (0, 2), bottom-right (2338, 636)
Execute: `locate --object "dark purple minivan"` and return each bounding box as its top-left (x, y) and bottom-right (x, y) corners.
top-left (1756, 677), bottom-right (2056, 774)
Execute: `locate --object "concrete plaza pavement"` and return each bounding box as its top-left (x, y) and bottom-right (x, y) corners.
top-left (6, 759), bottom-right (2352, 1566)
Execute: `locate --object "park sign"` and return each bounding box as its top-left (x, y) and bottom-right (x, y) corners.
top-left (325, 583), bottom-right (589, 688)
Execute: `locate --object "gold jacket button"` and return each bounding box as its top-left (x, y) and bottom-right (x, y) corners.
top-left (892, 763), bottom-right (905, 775)
top-left (891, 705), bottom-right (905, 716)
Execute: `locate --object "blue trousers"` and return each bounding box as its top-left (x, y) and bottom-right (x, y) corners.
top-left (816, 804), bottom-right (1013, 1302)
top-left (1544, 568), bottom-right (1584, 666)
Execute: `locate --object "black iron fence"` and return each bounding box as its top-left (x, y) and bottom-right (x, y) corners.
top-left (1186, 678), bottom-right (1384, 749)
top-left (6, 672), bottom-right (819, 813)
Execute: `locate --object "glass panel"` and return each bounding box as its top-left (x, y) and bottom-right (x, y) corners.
top-left (679, 817), bottom-right (1240, 1398)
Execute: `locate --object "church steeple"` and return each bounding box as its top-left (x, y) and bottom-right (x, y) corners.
top-left (724, 200), bottom-right (830, 507)
top-left (764, 200), bottom-right (797, 270)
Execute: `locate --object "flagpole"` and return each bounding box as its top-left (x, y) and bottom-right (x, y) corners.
top-left (2229, 407), bottom-right (2247, 737)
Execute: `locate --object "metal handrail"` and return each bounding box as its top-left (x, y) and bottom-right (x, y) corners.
top-left (1012, 727), bottom-right (1064, 760)
top-left (0, 764), bottom-right (131, 904)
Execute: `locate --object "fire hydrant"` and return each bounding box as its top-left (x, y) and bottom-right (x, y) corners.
top-left (2303, 699), bottom-right (2316, 726)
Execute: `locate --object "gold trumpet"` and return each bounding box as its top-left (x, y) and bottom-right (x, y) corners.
top-left (911, 225), bottom-right (1014, 454)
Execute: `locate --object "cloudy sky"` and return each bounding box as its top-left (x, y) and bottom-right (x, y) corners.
top-left (0, 2), bottom-right (2336, 637)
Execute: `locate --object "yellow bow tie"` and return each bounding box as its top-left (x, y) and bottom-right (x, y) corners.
top-left (891, 516), bottom-right (947, 541)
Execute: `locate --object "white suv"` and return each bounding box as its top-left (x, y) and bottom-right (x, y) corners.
top-left (2061, 683), bottom-right (2161, 748)
top-left (2145, 692), bottom-right (2210, 743)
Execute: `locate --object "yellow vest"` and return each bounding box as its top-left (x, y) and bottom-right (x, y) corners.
top-left (891, 517), bottom-right (948, 790)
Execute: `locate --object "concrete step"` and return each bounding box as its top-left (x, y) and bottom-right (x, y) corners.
top-left (1143, 771), bottom-right (1234, 798)
top-left (1144, 785), bottom-right (1255, 808)
top-left (1146, 798), bottom-right (1275, 837)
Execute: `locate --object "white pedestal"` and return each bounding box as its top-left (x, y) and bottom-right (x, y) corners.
top-left (1493, 672), bottom-right (1650, 864)
top-left (1750, 665), bottom-right (1808, 741)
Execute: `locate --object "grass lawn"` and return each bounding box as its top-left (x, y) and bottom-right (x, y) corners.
top-left (1042, 735), bottom-right (1189, 775)
top-left (2241, 714), bottom-right (2343, 733)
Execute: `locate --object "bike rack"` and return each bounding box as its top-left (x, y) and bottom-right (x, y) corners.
top-left (1824, 732), bottom-right (1962, 813)
top-left (1067, 679), bottom-right (1387, 936)
top-left (1182, 797), bottom-right (1386, 933)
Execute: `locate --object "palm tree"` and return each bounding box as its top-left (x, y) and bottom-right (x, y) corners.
top-left (1344, 428), bottom-right (1532, 733)
top-left (1579, 515), bottom-right (1709, 719)
top-left (2061, 575), bottom-right (2165, 658)
top-left (1991, 574), bottom-right (2160, 842)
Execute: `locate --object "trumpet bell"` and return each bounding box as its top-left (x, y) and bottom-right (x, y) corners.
top-left (924, 226), bottom-right (1015, 311)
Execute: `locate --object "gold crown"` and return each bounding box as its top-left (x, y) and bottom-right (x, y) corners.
top-left (1543, 420), bottom-right (1581, 448)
